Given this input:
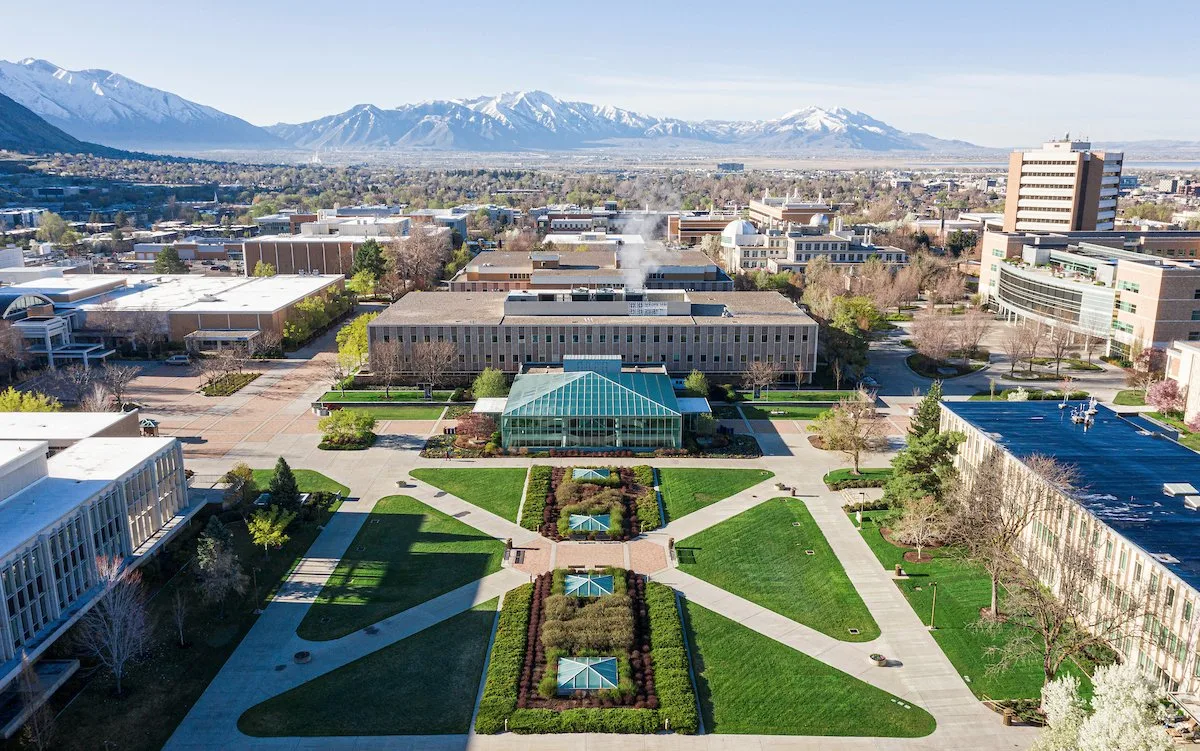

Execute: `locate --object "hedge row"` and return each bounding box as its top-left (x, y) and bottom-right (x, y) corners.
top-left (632, 465), bottom-right (656, 488)
top-left (520, 466), bottom-right (553, 531)
top-left (508, 707), bottom-right (661, 734)
top-left (645, 582), bottom-right (700, 734)
top-left (842, 500), bottom-right (891, 513)
top-left (474, 584), bottom-right (533, 734)
top-left (827, 477), bottom-right (888, 490)
top-left (633, 465), bottom-right (661, 532)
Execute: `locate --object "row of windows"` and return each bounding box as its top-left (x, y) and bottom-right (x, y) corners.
top-left (397, 331), bottom-right (806, 345)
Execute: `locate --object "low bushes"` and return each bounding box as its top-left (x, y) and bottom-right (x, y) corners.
top-left (520, 466), bottom-right (553, 531)
top-left (475, 584), bottom-right (533, 734)
top-left (823, 467), bottom-right (893, 490)
top-left (200, 371), bottom-right (260, 396)
top-left (645, 582), bottom-right (699, 734)
top-left (508, 708), bottom-right (662, 734)
top-left (841, 499), bottom-right (892, 513)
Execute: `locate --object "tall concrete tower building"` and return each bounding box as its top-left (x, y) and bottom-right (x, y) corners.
top-left (1002, 139), bottom-right (1123, 232)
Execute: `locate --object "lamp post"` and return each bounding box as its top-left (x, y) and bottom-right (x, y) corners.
top-left (857, 491), bottom-right (866, 530)
top-left (928, 581), bottom-right (938, 630)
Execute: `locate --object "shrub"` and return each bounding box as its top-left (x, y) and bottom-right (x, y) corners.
top-left (318, 408), bottom-right (376, 444)
top-left (841, 499), bottom-right (892, 512)
top-left (475, 584), bottom-right (533, 734)
top-left (521, 466), bottom-right (553, 530)
top-left (636, 490), bottom-right (661, 531)
top-left (632, 465), bottom-right (655, 489)
top-left (644, 582), bottom-right (699, 734)
top-left (456, 412), bottom-right (497, 441)
top-left (508, 707), bottom-right (661, 734)
top-left (827, 477), bottom-right (888, 490)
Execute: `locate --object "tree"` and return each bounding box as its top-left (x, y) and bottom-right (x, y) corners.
top-left (0, 387), bottom-right (60, 412)
top-left (1130, 346), bottom-right (1166, 390)
top-left (0, 320), bottom-right (31, 380)
top-left (76, 557), bottom-right (151, 696)
top-left (318, 408), bottom-right (376, 443)
top-left (371, 339), bottom-right (402, 398)
top-left (248, 506), bottom-right (296, 559)
top-left (945, 452), bottom-right (1077, 620)
top-left (351, 238), bottom-right (387, 279)
top-left (831, 295), bottom-right (882, 334)
top-left (1146, 378), bottom-right (1184, 415)
top-left (807, 388), bottom-right (881, 474)
top-left (251, 329), bottom-right (283, 359)
top-left (221, 464), bottom-right (255, 507)
top-left (456, 412), bottom-right (497, 441)
top-left (126, 309), bottom-right (169, 357)
top-left (322, 352), bottom-right (357, 395)
top-left (1075, 662), bottom-right (1172, 750)
top-left (1046, 325), bottom-right (1073, 376)
top-left (472, 367), bottom-right (509, 398)
top-left (335, 312), bottom-right (378, 366)
top-left (153, 246), bottom-right (188, 274)
top-left (267, 457), bottom-right (301, 510)
top-left (79, 382), bottom-right (114, 412)
top-left (955, 307), bottom-right (992, 363)
top-left (931, 271), bottom-right (966, 305)
top-left (1017, 320), bottom-right (1046, 373)
top-left (992, 530), bottom-right (1146, 685)
top-left (196, 536), bottom-right (247, 618)
top-left (891, 494), bottom-right (941, 562)
top-left (98, 363), bottom-right (139, 408)
top-left (883, 429), bottom-right (963, 507)
top-left (252, 260), bottom-right (276, 277)
top-left (911, 309), bottom-right (955, 363)
top-left (742, 360), bottom-right (781, 397)
top-left (683, 369), bottom-right (710, 398)
top-left (170, 588), bottom-right (189, 648)
top-left (909, 380), bottom-right (944, 438)
top-left (35, 211), bottom-right (68, 244)
top-left (16, 653), bottom-right (56, 751)
top-left (410, 340), bottom-right (458, 391)
top-left (50, 363), bottom-right (97, 404)
top-left (346, 270), bottom-right (377, 296)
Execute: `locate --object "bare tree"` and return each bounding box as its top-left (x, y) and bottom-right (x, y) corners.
top-left (910, 310), bottom-right (955, 363)
top-left (76, 557), bottom-right (151, 696)
top-left (1081, 333), bottom-right (1105, 364)
top-left (79, 382), bottom-right (114, 412)
top-left (807, 388), bottom-right (882, 474)
top-left (955, 307), bottom-right (993, 363)
top-left (410, 340), bottom-right (458, 391)
top-left (0, 319), bottom-right (31, 381)
top-left (1017, 320), bottom-right (1046, 373)
top-left (1046, 325), bottom-right (1073, 377)
top-left (893, 265), bottom-right (921, 313)
top-left (251, 329), bottom-right (283, 359)
top-left (170, 588), bottom-right (189, 648)
top-left (126, 310), bottom-right (168, 357)
top-left (322, 352), bottom-right (356, 395)
top-left (891, 494), bottom-right (942, 563)
top-left (16, 653), bottom-right (56, 751)
top-left (792, 357), bottom-right (810, 389)
top-left (371, 339), bottom-right (403, 398)
top-left (50, 363), bottom-right (97, 404)
top-left (945, 451), bottom-right (1078, 620)
top-left (932, 271), bottom-right (966, 306)
top-left (99, 363), bottom-right (139, 408)
top-left (1000, 320), bottom-right (1024, 374)
top-left (197, 542), bottom-right (248, 619)
top-left (988, 532), bottom-right (1146, 685)
top-left (386, 226), bottom-right (451, 292)
top-left (742, 360), bottom-right (782, 397)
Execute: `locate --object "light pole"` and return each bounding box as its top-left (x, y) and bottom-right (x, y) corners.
top-left (857, 491), bottom-right (866, 530)
top-left (928, 581), bottom-right (938, 630)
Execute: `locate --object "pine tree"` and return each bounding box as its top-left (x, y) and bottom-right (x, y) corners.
top-left (268, 457), bottom-right (301, 509)
top-left (153, 246), bottom-right (188, 274)
top-left (909, 380), bottom-right (944, 438)
top-left (351, 238), bottom-right (387, 279)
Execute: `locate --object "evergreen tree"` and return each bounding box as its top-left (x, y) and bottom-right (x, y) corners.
top-left (883, 429), bottom-right (964, 506)
top-left (197, 516), bottom-right (233, 570)
top-left (153, 246), bottom-right (188, 274)
top-left (909, 380), bottom-right (944, 438)
top-left (351, 238), bottom-right (387, 279)
top-left (268, 457), bottom-right (301, 509)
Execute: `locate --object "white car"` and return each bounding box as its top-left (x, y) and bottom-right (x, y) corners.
top-left (164, 354), bottom-right (191, 366)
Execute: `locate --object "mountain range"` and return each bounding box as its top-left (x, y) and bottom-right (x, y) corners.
top-left (0, 58), bottom-right (285, 152)
top-left (0, 91), bottom-right (135, 158)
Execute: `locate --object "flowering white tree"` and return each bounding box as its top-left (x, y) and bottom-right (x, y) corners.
top-left (1146, 379), bottom-right (1184, 416)
top-left (1033, 662), bottom-right (1172, 751)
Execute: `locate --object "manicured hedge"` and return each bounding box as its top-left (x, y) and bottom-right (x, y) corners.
top-left (474, 584), bottom-right (533, 734)
top-left (508, 707), bottom-right (661, 734)
top-left (520, 466), bottom-right (553, 531)
top-left (645, 582), bottom-right (699, 734)
top-left (632, 465), bottom-right (656, 488)
top-left (633, 465), bottom-right (661, 532)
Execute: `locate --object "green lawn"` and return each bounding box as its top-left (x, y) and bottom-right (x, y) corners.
top-left (823, 468), bottom-right (892, 487)
top-left (856, 511), bottom-right (1091, 699)
top-left (683, 601), bottom-right (934, 736)
top-left (358, 404), bottom-right (446, 420)
top-left (1028, 357), bottom-right (1103, 372)
top-left (659, 468), bottom-right (774, 522)
top-left (678, 498), bottom-right (879, 641)
top-left (297, 495), bottom-right (505, 640)
top-left (41, 505), bottom-right (343, 751)
top-left (1114, 389), bottom-right (1146, 406)
top-left (410, 468), bottom-right (528, 521)
top-left (319, 389), bottom-right (453, 402)
top-left (251, 468), bottom-right (349, 496)
top-left (240, 599), bottom-right (497, 736)
top-left (740, 404), bottom-right (830, 420)
top-left (742, 390), bottom-right (858, 402)
top-left (1146, 412), bottom-right (1200, 451)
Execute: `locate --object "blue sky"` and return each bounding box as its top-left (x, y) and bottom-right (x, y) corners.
top-left (6, 0), bottom-right (1198, 145)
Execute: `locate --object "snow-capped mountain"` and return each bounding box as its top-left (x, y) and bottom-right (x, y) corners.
top-left (0, 58), bottom-right (286, 152)
top-left (269, 91), bottom-right (983, 153)
top-left (0, 92), bottom-right (135, 157)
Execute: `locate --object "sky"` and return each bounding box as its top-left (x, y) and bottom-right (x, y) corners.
top-left (5, 0), bottom-right (1199, 147)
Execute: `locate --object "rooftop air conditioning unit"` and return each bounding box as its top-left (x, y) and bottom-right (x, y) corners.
top-left (1164, 482), bottom-right (1198, 497)
top-left (1184, 496), bottom-right (1200, 511)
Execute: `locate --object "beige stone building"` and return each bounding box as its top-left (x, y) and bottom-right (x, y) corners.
top-left (747, 194), bottom-right (833, 230)
top-left (1002, 140), bottom-right (1123, 232)
top-left (448, 249), bottom-right (731, 291)
top-left (1166, 341), bottom-right (1200, 425)
top-left (368, 289), bottom-right (818, 381)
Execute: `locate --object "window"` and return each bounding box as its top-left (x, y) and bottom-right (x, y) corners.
top-left (1185, 600), bottom-right (1193, 621)
top-left (1118, 280), bottom-right (1141, 293)
top-left (1116, 301), bottom-right (1137, 313)
top-left (1167, 586), bottom-right (1176, 607)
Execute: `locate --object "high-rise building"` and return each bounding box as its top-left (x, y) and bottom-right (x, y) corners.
top-left (1002, 139), bottom-right (1123, 232)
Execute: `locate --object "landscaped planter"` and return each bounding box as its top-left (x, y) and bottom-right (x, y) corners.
top-left (870, 653), bottom-right (887, 667)
top-left (294, 650), bottom-right (312, 664)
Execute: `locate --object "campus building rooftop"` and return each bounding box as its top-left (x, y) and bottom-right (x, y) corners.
top-left (943, 400), bottom-right (1200, 591)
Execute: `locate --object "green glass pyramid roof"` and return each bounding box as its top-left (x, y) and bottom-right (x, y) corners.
top-left (568, 513), bottom-right (610, 532)
top-left (557, 657), bottom-right (618, 692)
top-left (503, 370), bottom-right (680, 418)
top-left (564, 573), bottom-right (615, 597)
top-left (572, 468), bottom-right (611, 481)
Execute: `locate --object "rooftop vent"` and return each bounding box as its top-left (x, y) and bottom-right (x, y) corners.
top-left (1184, 496), bottom-right (1200, 511)
top-left (1164, 483), bottom-right (1198, 497)
top-left (1152, 553), bottom-right (1181, 564)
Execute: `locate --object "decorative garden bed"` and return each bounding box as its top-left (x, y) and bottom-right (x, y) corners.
top-left (318, 431), bottom-right (376, 451)
top-left (475, 572), bottom-right (698, 735)
top-left (200, 371), bottom-right (261, 396)
top-left (520, 465), bottom-right (658, 538)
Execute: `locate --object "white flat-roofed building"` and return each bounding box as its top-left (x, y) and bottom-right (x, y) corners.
top-left (0, 434), bottom-right (195, 698)
top-left (0, 410), bottom-right (139, 450)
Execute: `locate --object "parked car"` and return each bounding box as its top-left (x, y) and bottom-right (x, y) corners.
top-left (860, 376), bottom-right (879, 388)
top-left (212, 265), bottom-right (231, 272)
top-left (164, 354), bottom-right (191, 366)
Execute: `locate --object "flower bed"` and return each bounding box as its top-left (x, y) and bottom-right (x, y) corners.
top-left (473, 570), bottom-right (698, 735)
top-left (419, 436), bottom-right (762, 460)
top-left (534, 466), bottom-right (658, 540)
top-left (200, 371), bottom-right (260, 396)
